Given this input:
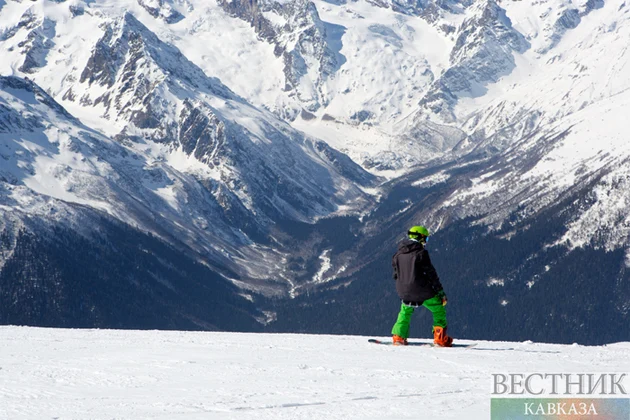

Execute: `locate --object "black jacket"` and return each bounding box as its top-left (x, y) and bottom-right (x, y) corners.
top-left (392, 239), bottom-right (444, 303)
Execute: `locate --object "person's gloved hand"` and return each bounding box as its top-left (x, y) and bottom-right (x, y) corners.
top-left (437, 290), bottom-right (448, 306)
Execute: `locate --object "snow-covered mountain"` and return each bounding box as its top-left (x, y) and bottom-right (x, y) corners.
top-left (0, 0), bottom-right (378, 289)
top-left (2, 326), bottom-right (629, 420)
top-left (1, 0), bottom-right (629, 343)
top-left (0, 70), bottom-right (373, 290)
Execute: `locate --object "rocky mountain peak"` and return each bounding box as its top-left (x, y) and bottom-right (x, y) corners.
top-left (136, 0), bottom-right (185, 24)
top-left (218, 0), bottom-right (339, 118)
top-left (417, 0), bottom-right (529, 122)
top-left (0, 7), bottom-right (56, 74)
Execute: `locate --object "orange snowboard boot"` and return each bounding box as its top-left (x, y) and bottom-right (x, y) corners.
top-left (392, 335), bottom-right (408, 346)
top-left (433, 326), bottom-right (453, 347)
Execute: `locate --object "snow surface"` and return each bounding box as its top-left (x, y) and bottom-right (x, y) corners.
top-left (1, 327), bottom-right (629, 420)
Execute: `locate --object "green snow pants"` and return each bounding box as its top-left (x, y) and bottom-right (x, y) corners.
top-left (391, 296), bottom-right (447, 339)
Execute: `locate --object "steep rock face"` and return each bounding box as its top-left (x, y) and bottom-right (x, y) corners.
top-left (137, 0), bottom-right (185, 24)
top-left (218, 0), bottom-right (340, 118)
top-left (18, 17), bottom-right (56, 74)
top-left (177, 100), bottom-right (226, 164)
top-left (77, 13), bottom-right (232, 126)
top-left (281, 0), bottom-right (339, 111)
top-left (418, 0), bottom-right (529, 122)
top-left (364, 0), bottom-right (473, 20)
top-left (536, 0), bottom-right (604, 54)
top-left (72, 13), bottom-right (373, 225)
top-left (218, 0), bottom-right (278, 45)
top-left (0, 8), bottom-right (56, 74)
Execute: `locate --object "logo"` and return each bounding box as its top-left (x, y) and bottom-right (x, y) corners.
top-left (491, 374), bottom-right (629, 419)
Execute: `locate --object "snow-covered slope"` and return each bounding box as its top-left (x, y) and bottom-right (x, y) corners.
top-left (2, 0), bottom-right (624, 174)
top-left (0, 2), bottom-right (375, 217)
top-left (0, 0), bottom-right (378, 289)
top-left (0, 75), bottom-right (274, 288)
top-left (414, 0), bottom-right (630, 251)
top-left (0, 0), bottom-right (510, 171)
top-left (1, 326), bottom-right (628, 420)
top-left (0, 79), bottom-right (272, 329)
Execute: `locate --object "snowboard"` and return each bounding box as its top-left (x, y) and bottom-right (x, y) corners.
top-left (368, 338), bottom-right (477, 349)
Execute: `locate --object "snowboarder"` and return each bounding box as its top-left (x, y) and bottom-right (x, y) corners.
top-left (391, 225), bottom-right (453, 347)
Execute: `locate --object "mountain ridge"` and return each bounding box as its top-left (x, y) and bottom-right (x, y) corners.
top-left (1, 0), bottom-right (629, 343)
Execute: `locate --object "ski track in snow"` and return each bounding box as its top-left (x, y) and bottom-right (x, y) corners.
top-left (0, 327), bottom-right (628, 420)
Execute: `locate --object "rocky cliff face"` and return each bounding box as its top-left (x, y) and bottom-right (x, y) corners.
top-left (218, 0), bottom-right (340, 119)
top-left (418, 0), bottom-right (530, 122)
top-left (1, 8), bottom-right (56, 74)
top-left (71, 12), bottom-right (374, 225)
top-left (137, 0), bottom-right (185, 24)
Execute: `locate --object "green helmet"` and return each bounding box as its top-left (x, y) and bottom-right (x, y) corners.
top-left (408, 225), bottom-right (430, 240)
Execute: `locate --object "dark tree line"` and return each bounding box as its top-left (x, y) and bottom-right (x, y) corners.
top-left (0, 217), bottom-right (262, 332)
